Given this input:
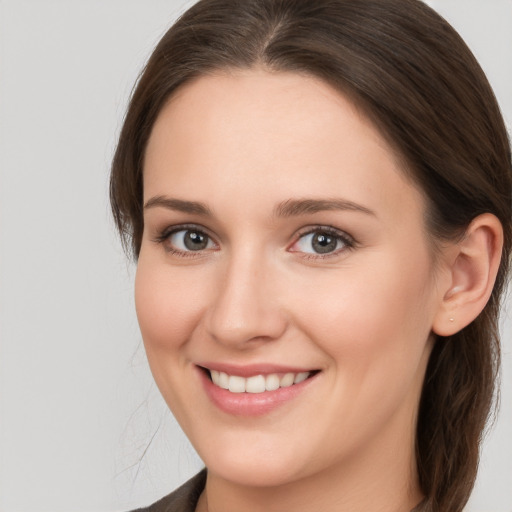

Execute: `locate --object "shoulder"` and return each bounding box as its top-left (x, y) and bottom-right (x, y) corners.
top-left (129, 470), bottom-right (207, 512)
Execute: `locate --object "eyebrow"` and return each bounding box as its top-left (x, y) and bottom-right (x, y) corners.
top-left (143, 195), bottom-right (375, 218)
top-left (144, 196), bottom-right (212, 216)
top-left (274, 198), bottom-right (376, 218)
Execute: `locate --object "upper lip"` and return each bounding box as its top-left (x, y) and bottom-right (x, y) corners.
top-left (197, 362), bottom-right (318, 377)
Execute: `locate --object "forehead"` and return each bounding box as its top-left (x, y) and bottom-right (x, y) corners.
top-left (143, 69), bottom-right (425, 226)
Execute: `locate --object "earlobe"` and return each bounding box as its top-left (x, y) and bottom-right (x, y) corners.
top-left (432, 213), bottom-right (503, 337)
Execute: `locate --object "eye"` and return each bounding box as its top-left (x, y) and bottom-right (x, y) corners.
top-left (159, 227), bottom-right (216, 254)
top-left (290, 228), bottom-right (353, 256)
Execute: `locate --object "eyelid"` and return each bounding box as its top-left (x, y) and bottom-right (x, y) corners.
top-left (159, 223), bottom-right (216, 239)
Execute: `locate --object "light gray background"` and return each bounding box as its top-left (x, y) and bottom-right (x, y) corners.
top-left (0, 1), bottom-right (510, 511)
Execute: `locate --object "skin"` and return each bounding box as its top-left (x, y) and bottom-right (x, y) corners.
top-left (136, 69), bottom-right (471, 512)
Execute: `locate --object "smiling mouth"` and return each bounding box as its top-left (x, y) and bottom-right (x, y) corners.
top-left (202, 367), bottom-right (319, 394)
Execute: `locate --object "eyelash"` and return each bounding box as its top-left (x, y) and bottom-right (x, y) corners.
top-left (152, 224), bottom-right (217, 258)
top-left (291, 226), bottom-right (356, 260)
top-left (152, 224), bottom-right (356, 260)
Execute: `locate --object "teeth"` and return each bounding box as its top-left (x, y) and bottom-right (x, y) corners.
top-left (294, 372), bottom-right (309, 384)
top-left (218, 371), bottom-right (229, 389)
top-left (228, 375), bottom-right (246, 393)
top-left (211, 370), bottom-right (228, 389)
top-left (280, 373), bottom-right (295, 387)
top-left (265, 374), bottom-right (280, 391)
top-left (209, 370), bottom-right (312, 393)
top-left (246, 375), bottom-right (266, 393)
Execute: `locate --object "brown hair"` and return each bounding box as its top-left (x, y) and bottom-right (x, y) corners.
top-left (110, 1), bottom-right (512, 510)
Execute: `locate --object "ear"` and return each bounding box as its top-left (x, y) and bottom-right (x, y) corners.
top-left (432, 213), bottom-right (504, 336)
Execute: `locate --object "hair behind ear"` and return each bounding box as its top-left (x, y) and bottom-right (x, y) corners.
top-left (418, 214), bottom-right (505, 510)
top-left (417, 315), bottom-right (500, 511)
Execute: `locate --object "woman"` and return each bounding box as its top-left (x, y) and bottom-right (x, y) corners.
top-left (110, 0), bottom-right (512, 511)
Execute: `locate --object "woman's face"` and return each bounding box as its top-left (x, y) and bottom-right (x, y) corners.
top-left (137, 70), bottom-right (444, 488)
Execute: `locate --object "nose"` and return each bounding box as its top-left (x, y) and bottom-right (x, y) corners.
top-left (204, 250), bottom-right (287, 349)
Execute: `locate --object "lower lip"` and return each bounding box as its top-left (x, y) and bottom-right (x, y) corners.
top-left (198, 368), bottom-right (318, 416)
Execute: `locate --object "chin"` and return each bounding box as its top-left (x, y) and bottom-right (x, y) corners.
top-left (195, 435), bottom-right (312, 488)
top-left (207, 457), bottom-right (304, 488)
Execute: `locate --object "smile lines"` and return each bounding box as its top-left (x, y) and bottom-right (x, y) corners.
top-left (209, 369), bottom-right (312, 394)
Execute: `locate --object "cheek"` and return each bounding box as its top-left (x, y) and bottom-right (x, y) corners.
top-left (134, 257), bottom-right (207, 356)
top-left (288, 253), bottom-right (436, 444)
top-left (134, 255), bottom-right (216, 425)
top-left (292, 249), bottom-right (436, 379)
